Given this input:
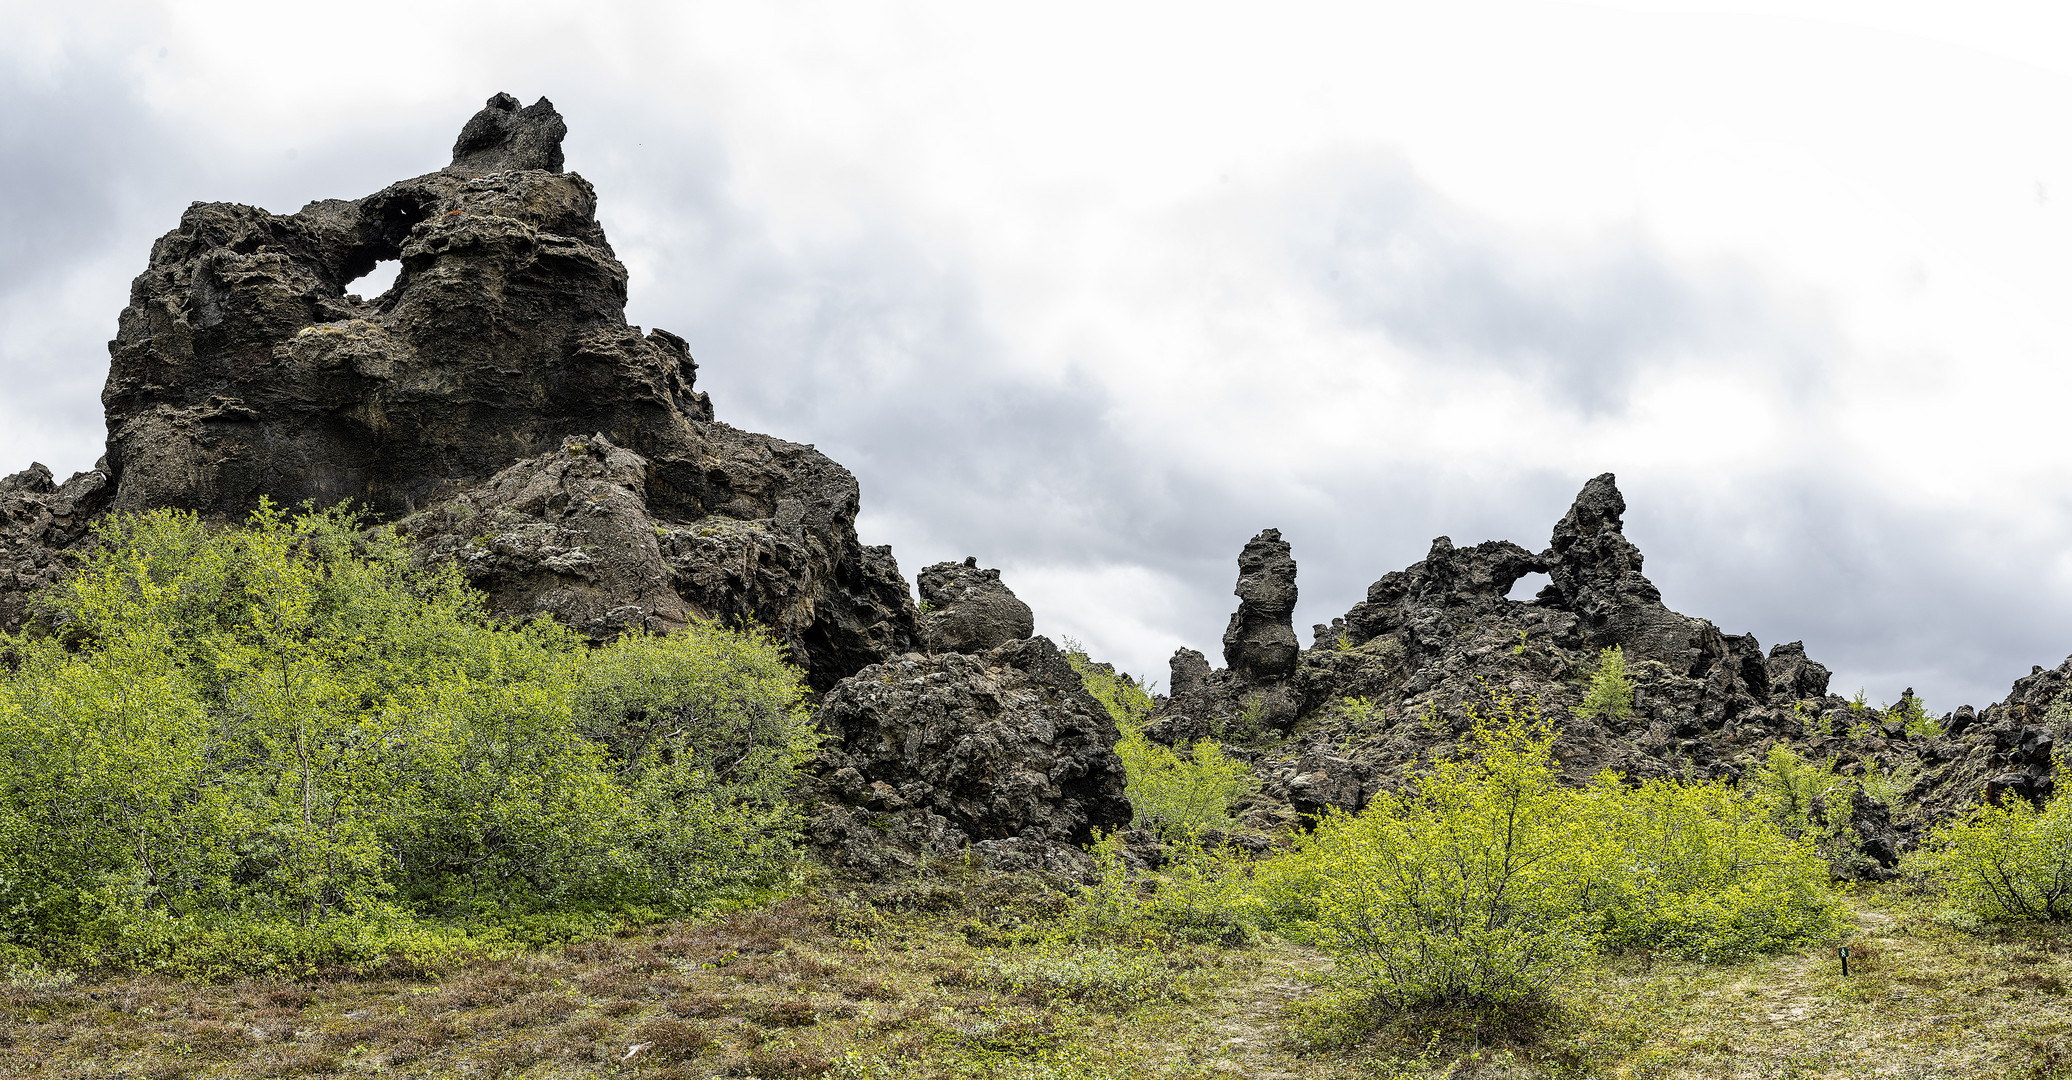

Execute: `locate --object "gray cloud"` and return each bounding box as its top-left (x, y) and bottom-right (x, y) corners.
top-left (1288, 160), bottom-right (1838, 415)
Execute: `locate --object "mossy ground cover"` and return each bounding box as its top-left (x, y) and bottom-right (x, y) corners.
top-left (5, 879), bottom-right (2072, 1079)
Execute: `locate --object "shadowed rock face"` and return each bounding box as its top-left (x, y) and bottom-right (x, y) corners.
top-left (806, 636), bottom-right (1132, 878)
top-left (102, 95), bottom-right (698, 521)
top-left (11, 92), bottom-right (918, 689)
top-left (0, 463), bottom-right (108, 633)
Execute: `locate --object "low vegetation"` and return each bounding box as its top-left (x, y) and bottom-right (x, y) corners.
top-left (0, 505), bottom-right (811, 977)
top-left (11, 509), bottom-right (2072, 1076)
top-left (11, 874), bottom-right (2072, 1078)
top-left (1063, 646), bottom-right (1254, 840)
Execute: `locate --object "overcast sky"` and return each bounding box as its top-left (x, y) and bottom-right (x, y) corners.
top-left (7, 1), bottom-right (2072, 712)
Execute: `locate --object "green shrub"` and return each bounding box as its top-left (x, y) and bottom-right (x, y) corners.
top-left (1115, 736), bottom-right (1255, 839)
top-left (1063, 646), bottom-right (1254, 840)
top-left (1904, 794), bottom-right (2072, 921)
top-left (1575, 645), bottom-right (1634, 724)
top-left (1253, 694), bottom-right (1837, 1007)
top-left (1752, 745), bottom-right (1905, 876)
top-left (1888, 692), bottom-right (1943, 739)
top-left (1254, 699), bottom-right (1595, 1007)
top-left (1582, 774), bottom-right (1840, 959)
top-left (0, 504), bottom-right (812, 972)
top-left (1071, 830), bottom-right (1259, 947)
top-left (1754, 745), bottom-right (1846, 837)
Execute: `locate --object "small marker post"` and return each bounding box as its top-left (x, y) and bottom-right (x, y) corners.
top-left (1839, 945), bottom-right (1851, 976)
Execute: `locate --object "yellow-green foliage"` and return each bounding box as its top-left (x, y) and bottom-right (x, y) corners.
top-left (1583, 773), bottom-right (1839, 959)
top-left (1063, 647), bottom-right (1253, 839)
top-left (1071, 831), bottom-right (1258, 947)
top-left (1575, 644), bottom-right (1634, 724)
top-left (1888, 693), bottom-right (1944, 739)
top-left (1251, 695), bottom-right (1837, 1007)
top-left (0, 505), bottom-right (813, 974)
top-left (1905, 793), bottom-right (2072, 921)
top-left (1754, 744), bottom-right (1847, 836)
top-left (1253, 701), bottom-right (1598, 1006)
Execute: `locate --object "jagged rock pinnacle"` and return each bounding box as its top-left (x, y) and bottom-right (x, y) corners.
top-left (447, 92), bottom-right (567, 175)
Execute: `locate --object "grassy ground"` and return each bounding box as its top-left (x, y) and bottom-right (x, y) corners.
top-left (4, 878), bottom-right (2071, 1079)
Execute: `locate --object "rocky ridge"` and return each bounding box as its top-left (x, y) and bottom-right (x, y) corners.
top-left (1151, 474), bottom-right (1958, 876)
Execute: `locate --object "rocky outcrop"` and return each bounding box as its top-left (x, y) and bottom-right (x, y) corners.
top-left (1, 92), bottom-right (1130, 882)
top-left (395, 433), bottom-right (914, 676)
top-left (1905, 663), bottom-right (2072, 821)
top-left (1152, 531), bottom-right (1306, 742)
top-left (5, 93), bottom-right (918, 688)
top-left (916, 557), bottom-right (1034, 655)
top-left (1155, 474), bottom-right (1928, 875)
top-left (1223, 529), bottom-right (1299, 682)
top-left (0, 463), bottom-right (109, 634)
top-left (805, 636), bottom-right (1132, 878)
top-left (446, 92), bottom-right (567, 175)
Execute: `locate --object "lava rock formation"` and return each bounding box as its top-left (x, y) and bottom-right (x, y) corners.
top-left (10, 93), bottom-right (916, 690)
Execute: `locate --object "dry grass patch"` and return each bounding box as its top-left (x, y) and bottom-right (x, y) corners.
top-left (32, 875), bottom-right (2072, 1078)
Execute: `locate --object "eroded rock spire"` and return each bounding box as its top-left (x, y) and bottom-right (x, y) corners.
top-left (447, 92), bottom-right (567, 175)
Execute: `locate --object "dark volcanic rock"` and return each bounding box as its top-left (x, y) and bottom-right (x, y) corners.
top-left (1223, 528), bottom-right (1299, 683)
top-left (1910, 658), bottom-right (2072, 821)
top-left (916, 557), bottom-right (1035, 655)
top-left (1159, 472), bottom-right (1921, 873)
top-left (0, 463), bottom-right (109, 633)
top-left (102, 114), bottom-right (697, 521)
top-left (1765, 641), bottom-right (1833, 705)
top-left (447, 92), bottom-right (568, 175)
top-left (35, 91), bottom-right (918, 687)
top-left (805, 636), bottom-right (1131, 878)
top-left (1150, 531), bottom-right (1307, 741)
top-left (397, 433), bottom-right (914, 677)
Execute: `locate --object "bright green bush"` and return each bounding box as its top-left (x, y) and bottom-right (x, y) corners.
top-left (1575, 645), bottom-right (1634, 724)
top-left (0, 504), bottom-right (811, 973)
top-left (1904, 794), bottom-right (2072, 921)
top-left (1070, 831), bottom-right (1259, 947)
top-left (1115, 736), bottom-right (1255, 839)
top-left (1582, 774), bottom-right (1840, 959)
top-left (1252, 694), bottom-right (1837, 1007)
top-left (1064, 646), bottom-right (1255, 840)
top-left (1254, 701), bottom-right (1595, 1007)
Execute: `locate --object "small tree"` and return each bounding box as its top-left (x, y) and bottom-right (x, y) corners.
top-left (1063, 645), bottom-right (1254, 840)
top-left (1253, 697), bottom-right (1596, 1007)
top-left (1576, 645), bottom-right (1635, 724)
top-left (1905, 794), bottom-right (2072, 921)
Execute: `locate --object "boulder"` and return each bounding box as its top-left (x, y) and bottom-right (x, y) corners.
top-left (805, 636), bottom-right (1131, 878)
top-left (916, 557), bottom-right (1035, 654)
top-left (1285, 751), bottom-right (1376, 820)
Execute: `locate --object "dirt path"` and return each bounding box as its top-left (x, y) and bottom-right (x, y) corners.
top-left (1181, 944), bottom-right (1342, 1080)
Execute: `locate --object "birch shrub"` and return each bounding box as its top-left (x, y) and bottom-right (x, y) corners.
top-left (1904, 794), bottom-right (2072, 921)
top-left (1063, 646), bottom-right (1254, 840)
top-left (1251, 694), bottom-right (1838, 1008)
top-left (0, 505), bottom-right (813, 973)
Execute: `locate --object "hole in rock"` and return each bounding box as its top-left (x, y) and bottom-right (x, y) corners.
top-left (345, 259), bottom-right (400, 300)
top-left (1507, 571), bottom-right (1551, 602)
